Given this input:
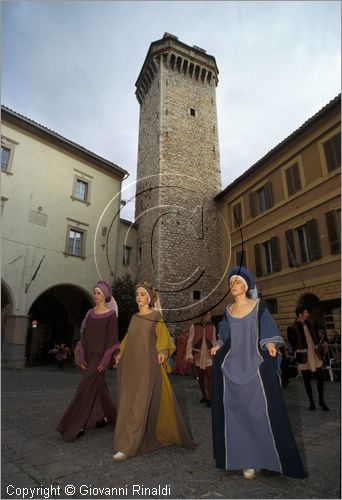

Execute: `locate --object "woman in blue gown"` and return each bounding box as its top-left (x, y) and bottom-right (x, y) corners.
top-left (211, 266), bottom-right (305, 480)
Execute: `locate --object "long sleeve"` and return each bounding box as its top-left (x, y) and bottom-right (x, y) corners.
top-left (79, 309), bottom-right (92, 365)
top-left (119, 334), bottom-right (127, 354)
top-left (259, 306), bottom-right (284, 350)
top-left (156, 320), bottom-right (176, 356)
top-left (156, 320), bottom-right (176, 374)
top-left (185, 324), bottom-right (195, 360)
top-left (218, 308), bottom-right (231, 347)
top-left (77, 342), bottom-right (86, 366)
top-left (99, 311), bottom-right (120, 367)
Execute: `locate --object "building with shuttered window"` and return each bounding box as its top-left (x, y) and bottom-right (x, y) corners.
top-left (1, 107), bottom-right (132, 368)
top-left (215, 95), bottom-right (341, 336)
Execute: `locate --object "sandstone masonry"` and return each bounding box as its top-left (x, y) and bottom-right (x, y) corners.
top-left (135, 33), bottom-right (226, 324)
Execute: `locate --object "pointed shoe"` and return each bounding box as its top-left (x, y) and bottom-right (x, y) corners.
top-left (112, 451), bottom-right (128, 462)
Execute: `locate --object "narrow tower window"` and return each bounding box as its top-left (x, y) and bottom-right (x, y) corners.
top-left (190, 107), bottom-right (196, 117)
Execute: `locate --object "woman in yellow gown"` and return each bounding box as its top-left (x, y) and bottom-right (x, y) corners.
top-left (113, 282), bottom-right (196, 461)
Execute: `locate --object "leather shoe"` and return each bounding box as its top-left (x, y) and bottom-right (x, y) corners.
top-left (76, 429), bottom-right (85, 439)
top-left (319, 401), bottom-right (330, 411)
top-left (96, 418), bottom-right (109, 428)
top-left (309, 402), bottom-right (316, 411)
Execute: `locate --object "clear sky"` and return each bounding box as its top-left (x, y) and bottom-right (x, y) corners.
top-left (2, 1), bottom-right (341, 220)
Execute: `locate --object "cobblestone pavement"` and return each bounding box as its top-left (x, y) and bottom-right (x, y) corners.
top-left (1, 367), bottom-right (340, 499)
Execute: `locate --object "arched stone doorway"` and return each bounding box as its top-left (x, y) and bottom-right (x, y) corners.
top-left (297, 293), bottom-right (324, 330)
top-left (26, 284), bottom-right (93, 365)
top-left (1, 281), bottom-right (14, 352)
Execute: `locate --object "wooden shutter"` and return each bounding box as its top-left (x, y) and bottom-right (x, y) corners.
top-left (254, 244), bottom-right (263, 277)
top-left (270, 236), bottom-right (282, 272)
top-left (285, 167), bottom-right (294, 196)
top-left (249, 192), bottom-right (257, 218)
top-left (286, 163), bottom-right (302, 195)
top-left (293, 164), bottom-right (302, 193)
top-left (333, 134), bottom-right (341, 169)
top-left (323, 140), bottom-right (335, 172)
top-left (233, 202), bottom-right (242, 228)
top-left (306, 219), bottom-right (322, 261)
top-left (285, 229), bottom-right (297, 267)
top-left (325, 211), bottom-right (341, 255)
top-left (324, 134), bottom-right (341, 172)
top-left (264, 182), bottom-right (274, 209)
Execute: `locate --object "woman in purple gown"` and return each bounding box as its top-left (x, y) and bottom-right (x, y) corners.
top-left (56, 281), bottom-right (119, 442)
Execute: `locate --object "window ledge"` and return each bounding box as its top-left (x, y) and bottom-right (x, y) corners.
top-left (70, 195), bottom-right (91, 206)
top-left (1, 170), bottom-right (14, 176)
top-left (63, 252), bottom-right (86, 261)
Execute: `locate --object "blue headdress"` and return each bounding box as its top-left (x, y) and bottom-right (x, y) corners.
top-left (227, 266), bottom-right (258, 299)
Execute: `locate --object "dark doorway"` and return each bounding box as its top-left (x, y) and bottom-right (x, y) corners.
top-left (1, 281), bottom-right (13, 352)
top-left (27, 285), bottom-right (92, 365)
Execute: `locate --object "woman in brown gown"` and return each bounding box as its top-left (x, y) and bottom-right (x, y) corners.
top-left (113, 282), bottom-right (196, 461)
top-left (56, 281), bottom-right (119, 442)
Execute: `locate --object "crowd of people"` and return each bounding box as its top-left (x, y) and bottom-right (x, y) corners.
top-left (55, 268), bottom-right (338, 480)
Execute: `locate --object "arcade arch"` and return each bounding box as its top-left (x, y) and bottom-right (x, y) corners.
top-left (26, 284), bottom-right (93, 365)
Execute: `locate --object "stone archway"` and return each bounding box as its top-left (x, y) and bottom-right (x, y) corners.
top-left (1, 280), bottom-right (14, 352)
top-left (26, 284), bottom-right (93, 366)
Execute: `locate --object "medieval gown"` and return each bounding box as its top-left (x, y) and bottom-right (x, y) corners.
top-left (211, 299), bottom-right (306, 478)
top-left (173, 333), bottom-right (191, 376)
top-left (56, 308), bottom-right (119, 442)
top-left (114, 309), bottom-right (196, 457)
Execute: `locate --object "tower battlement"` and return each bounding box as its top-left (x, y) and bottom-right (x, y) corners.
top-left (135, 33), bottom-right (219, 104)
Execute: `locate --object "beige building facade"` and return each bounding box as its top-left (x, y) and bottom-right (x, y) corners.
top-left (216, 95), bottom-right (341, 336)
top-left (1, 107), bottom-right (129, 367)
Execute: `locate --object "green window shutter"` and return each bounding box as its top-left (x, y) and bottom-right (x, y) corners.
top-left (249, 192), bottom-right (257, 218)
top-left (285, 168), bottom-right (294, 196)
top-left (264, 182), bottom-right (274, 209)
top-left (324, 134), bottom-right (341, 172)
top-left (325, 211), bottom-right (341, 255)
top-left (233, 202), bottom-right (242, 228)
top-left (285, 229), bottom-right (297, 267)
top-left (306, 219), bottom-right (322, 261)
top-left (293, 164), bottom-right (302, 193)
top-left (270, 236), bottom-right (282, 272)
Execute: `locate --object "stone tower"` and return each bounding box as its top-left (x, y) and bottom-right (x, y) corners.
top-left (135, 33), bottom-right (225, 324)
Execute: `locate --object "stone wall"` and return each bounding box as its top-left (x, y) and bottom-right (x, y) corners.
top-left (135, 36), bottom-right (226, 326)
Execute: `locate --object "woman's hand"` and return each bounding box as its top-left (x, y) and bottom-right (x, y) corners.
top-left (114, 353), bottom-right (121, 366)
top-left (210, 346), bottom-right (220, 356)
top-left (80, 362), bottom-right (87, 371)
top-left (266, 343), bottom-right (277, 357)
top-left (96, 364), bottom-right (105, 372)
top-left (158, 352), bottom-right (167, 364)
